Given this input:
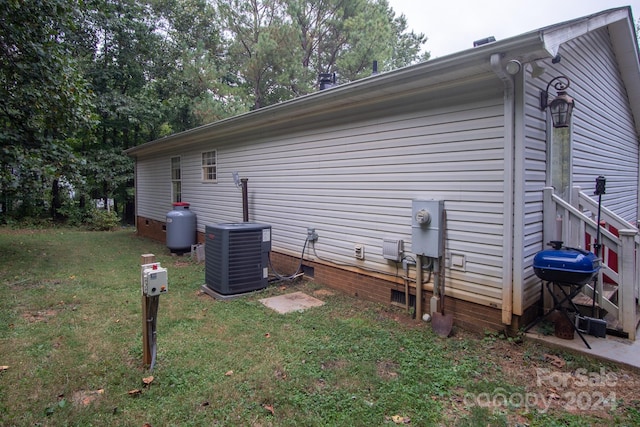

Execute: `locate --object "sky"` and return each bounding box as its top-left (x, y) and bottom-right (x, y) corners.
top-left (386, 0), bottom-right (640, 58)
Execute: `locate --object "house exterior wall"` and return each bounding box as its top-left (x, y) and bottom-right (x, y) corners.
top-left (131, 11), bottom-right (640, 332)
top-left (565, 28), bottom-right (639, 223)
top-left (134, 82), bottom-right (512, 319)
top-left (517, 27), bottom-right (640, 314)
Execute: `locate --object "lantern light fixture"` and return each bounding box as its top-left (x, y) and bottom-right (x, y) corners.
top-left (540, 75), bottom-right (575, 128)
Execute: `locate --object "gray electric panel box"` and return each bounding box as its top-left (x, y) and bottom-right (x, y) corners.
top-left (411, 199), bottom-right (444, 258)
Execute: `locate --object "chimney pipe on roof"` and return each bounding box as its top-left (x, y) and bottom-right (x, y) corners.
top-left (372, 60), bottom-right (378, 75)
top-left (473, 36), bottom-right (496, 47)
top-left (318, 72), bottom-right (336, 90)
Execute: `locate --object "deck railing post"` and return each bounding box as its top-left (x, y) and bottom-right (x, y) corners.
top-left (570, 186), bottom-right (581, 248)
top-left (542, 187), bottom-right (556, 312)
top-left (618, 229), bottom-right (638, 340)
top-left (543, 187), bottom-right (556, 246)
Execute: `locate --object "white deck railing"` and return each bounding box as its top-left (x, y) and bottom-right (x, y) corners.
top-left (543, 187), bottom-right (639, 340)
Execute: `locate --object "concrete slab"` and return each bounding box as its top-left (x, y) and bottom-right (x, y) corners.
top-left (260, 291), bottom-right (325, 314)
top-left (200, 285), bottom-right (263, 300)
top-left (526, 327), bottom-right (640, 372)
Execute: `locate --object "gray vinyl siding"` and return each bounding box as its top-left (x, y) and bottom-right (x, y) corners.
top-left (518, 27), bottom-right (640, 314)
top-left (136, 153), bottom-right (172, 219)
top-left (519, 97), bottom-right (548, 313)
top-left (136, 94), bottom-right (508, 308)
top-left (566, 29), bottom-right (639, 223)
top-left (130, 8), bottom-right (640, 325)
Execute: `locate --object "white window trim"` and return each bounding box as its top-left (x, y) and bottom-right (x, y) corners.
top-left (171, 156), bottom-right (181, 203)
top-left (201, 150), bottom-right (217, 183)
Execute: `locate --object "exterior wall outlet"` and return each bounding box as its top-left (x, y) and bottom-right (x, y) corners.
top-left (354, 244), bottom-right (365, 259)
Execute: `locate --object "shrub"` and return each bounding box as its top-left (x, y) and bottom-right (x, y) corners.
top-left (57, 199), bottom-right (88, 226)
top-left (86, 208), bottom-right (120, 230)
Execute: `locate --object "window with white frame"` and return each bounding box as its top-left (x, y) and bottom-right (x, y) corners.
top-left (202, 150), bottom-right (217, 182)
top-left (171, 156), bottom-right (181, 202)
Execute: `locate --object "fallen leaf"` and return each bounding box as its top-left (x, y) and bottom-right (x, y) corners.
top-left (142, 376), bottom-right (154, 386)
top-left (0, 366), bottom-right (9, 372)
top-left (391, 414), bottom-right (411, 424)
top-left (279, 286), bottom-right (287, 291)
top-left (128, 389), bottom-right (142, 396)
top-left (225, 370), bottom-right (234, 376)
top-left (544, 353), bottom-right (566, 369)
top-left (143, 423), bottom-right (153, 427)
top-left (263, 404), bottom-right (275, 415)
top-left (547, 389), bottom-right (561, 400)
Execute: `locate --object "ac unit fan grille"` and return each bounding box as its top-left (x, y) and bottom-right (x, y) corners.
top-left (205, 223), bottom-right (271, 295)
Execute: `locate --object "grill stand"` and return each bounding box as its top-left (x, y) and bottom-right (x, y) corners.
top-left (525, 280), bottom-right (592, 349)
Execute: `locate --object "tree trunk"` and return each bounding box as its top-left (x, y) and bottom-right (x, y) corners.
top-left (51, 179), bottom-right (61, 221)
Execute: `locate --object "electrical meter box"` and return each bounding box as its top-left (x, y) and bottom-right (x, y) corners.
top-left (411, 199), bottom-right (444, 258)
top-left (141, 263), bottom-right (168, 296)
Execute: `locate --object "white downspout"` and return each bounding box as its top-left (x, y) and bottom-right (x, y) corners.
top-left (491, 54), bottom-right (516, 325)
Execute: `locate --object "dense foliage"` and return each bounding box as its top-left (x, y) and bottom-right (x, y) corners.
top-left (0, 0), bottom-right (427, 223)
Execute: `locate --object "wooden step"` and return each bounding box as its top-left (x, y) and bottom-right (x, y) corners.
top-left (572, 282), bottom-right (618, 308)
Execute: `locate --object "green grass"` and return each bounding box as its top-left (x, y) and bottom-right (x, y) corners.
top-left (0, 227), bottom-right (638, 426)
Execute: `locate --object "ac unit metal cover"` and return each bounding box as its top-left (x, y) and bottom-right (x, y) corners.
top-left (205, 223), bottom-right (271, 295)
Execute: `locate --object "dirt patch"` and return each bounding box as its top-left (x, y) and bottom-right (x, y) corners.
top-left (312, 289), bottom-right (335, 298)
top-left (6, 279), bottom-right (42, 290)
top-left (443, 331), bottom-right (640, 422)
top-left (320, 359), bottom-right (349, 371)
top-left (172, 260), bottom-right (193, 268)
top-left (22, 309), bottom-right (58, 323)
top-left (374, 305), bottom-right (422, 329)
top-left (366, 300), bottom-right (640, 422)
top-left (7, 278), bottom-right (67, 291)
top-left (71, 389), bottom-right (105, 407)
top-left (376, 360), bottom-right (399, 380)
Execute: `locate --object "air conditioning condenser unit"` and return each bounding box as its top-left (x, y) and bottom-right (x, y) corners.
top-left (205, 223), bottom-right (271, 295)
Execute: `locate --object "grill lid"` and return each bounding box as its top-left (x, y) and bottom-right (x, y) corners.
top-left (533, 241), bottom-right (600, 285)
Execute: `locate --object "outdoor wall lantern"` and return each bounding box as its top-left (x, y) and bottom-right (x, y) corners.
top-left (540, 75), bottom-right (575, 128)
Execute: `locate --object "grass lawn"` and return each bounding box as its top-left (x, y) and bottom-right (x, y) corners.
top-left (1, 227), bottom-right (639, 426)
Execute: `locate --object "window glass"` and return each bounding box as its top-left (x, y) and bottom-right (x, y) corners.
top-left (171, 156), bottom-right (181, 202)
top-left (202, 151), bottom-right (217, 182)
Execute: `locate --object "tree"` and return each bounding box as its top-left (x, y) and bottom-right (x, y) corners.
top-left (149, 0), bottom-right (251, 128)
top-left (0, 0), bottom-right (96, 220)
top-left (0, 1), bottom-right (95, 150)
top-left (218, 0), bottom-right (428, 109)
top-left (0, 0), bottom-right (429, 223)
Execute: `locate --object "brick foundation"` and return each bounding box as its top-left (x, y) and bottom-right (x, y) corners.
top-left (135, 216), bottom-right (525, 335)
top-left (136, 216), bottom-right (207, 246)
top-left (269, 251), bottom-right (514, 335)
top-left (136, 216), bottom-right (167, 243)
